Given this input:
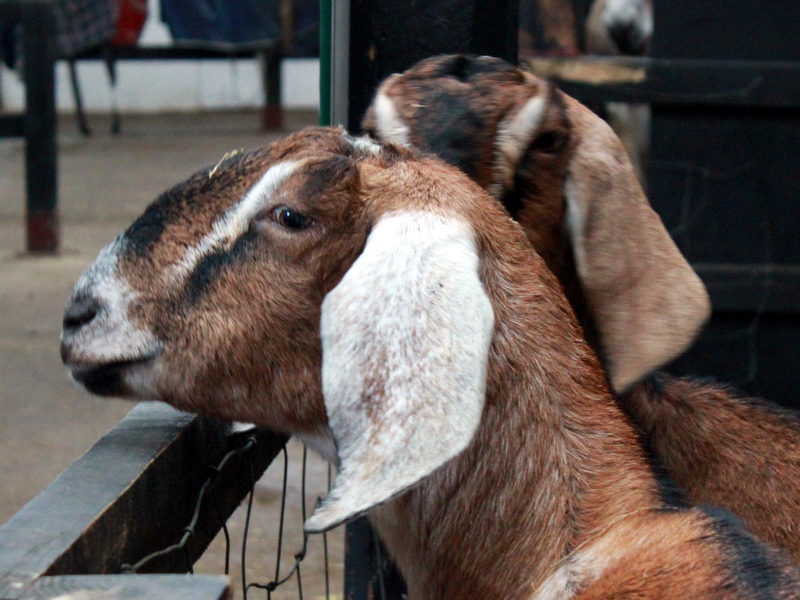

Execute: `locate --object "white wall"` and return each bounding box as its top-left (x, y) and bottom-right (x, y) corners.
top-left (0, 0), bottom-right (320, 113)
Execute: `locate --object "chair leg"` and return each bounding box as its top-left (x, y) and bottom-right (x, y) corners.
top-left (103, 45), bottom-right (121, 134)
top-left (68, 59), bottom-right (91, 136)
top-left (260, 46), bottom-right (283, 131)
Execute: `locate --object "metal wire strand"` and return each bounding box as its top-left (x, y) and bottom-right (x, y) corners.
top-left (241, 449), bottom-right (258, 600)
top-left (324, 463), bottom-right (332, 600)
top-left (244, 442), bottom-right (339, 600)
top-left (119, 435), bottom-right (257, 575)
top-left (244, 444), bottom-right (291, 599)
top-left (120, 432), bottom-right (333, 600)
top-left (210, 487), bottom-right (232, 575)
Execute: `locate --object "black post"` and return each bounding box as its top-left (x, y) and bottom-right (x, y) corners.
top-left (471, 0), bottom-right (519, 64)
top-left (261, 46), bottom-right (284, 131)
top-left (22, 1), bottom-right (58, 253)
top-left (344, 517), bottom-right (406, 600)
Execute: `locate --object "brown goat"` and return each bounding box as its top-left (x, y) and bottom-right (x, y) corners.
top-left (362, 54), bottom-right (800, 564)
top-left (61, 127), bottom-right (800, 599)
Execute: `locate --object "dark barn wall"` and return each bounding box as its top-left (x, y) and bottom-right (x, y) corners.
top-left (648, 1), bottom-right (800, 407)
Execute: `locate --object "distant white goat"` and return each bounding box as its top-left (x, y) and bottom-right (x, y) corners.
top-left (584, 0), bottom-right (652, 184)
top-left (585, 0), bottom-right (652, 55)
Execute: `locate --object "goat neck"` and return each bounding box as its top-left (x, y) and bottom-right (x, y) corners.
top-left (363, 176), bottom-right (665, 598)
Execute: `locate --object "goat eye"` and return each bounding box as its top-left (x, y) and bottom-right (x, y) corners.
top-left (531, 131), bottom-right (566, 154)
top-left (270, 206), bottom-right (314, 230)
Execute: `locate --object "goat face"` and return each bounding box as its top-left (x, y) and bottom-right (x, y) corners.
top-left (364, 55), bottom-right (710, 393)
top-left (61, 127), bottom-right (497, 531)
top-left (60, 130), bottom-right (375, 431)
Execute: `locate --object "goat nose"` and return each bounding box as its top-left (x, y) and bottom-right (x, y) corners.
top-left (62, 294), bottom-right (101, 335)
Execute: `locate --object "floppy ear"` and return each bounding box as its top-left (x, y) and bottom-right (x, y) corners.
top-left (305, 211), bottom-right (495, 533)
top-left (562, 96), bottom-right (710, 393)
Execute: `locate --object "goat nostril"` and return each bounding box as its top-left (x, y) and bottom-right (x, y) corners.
top-left (63, 295), bottom-right (101, 333)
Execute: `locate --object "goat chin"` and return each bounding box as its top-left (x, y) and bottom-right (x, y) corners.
top-left (62, 126), bottom-right (800, 600)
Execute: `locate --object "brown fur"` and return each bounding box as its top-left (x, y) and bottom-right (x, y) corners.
top-left (62, 128), bottom-right (800, 599)
top-left (363, 55), bottom-right (800, 566)
top-left (626, 375), bottom-right (800, 561)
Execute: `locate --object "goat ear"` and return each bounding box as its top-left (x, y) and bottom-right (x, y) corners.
top-left (305, 211), bottom-right (495, 533)
top-left (563, 96), bottom-right (710, 393)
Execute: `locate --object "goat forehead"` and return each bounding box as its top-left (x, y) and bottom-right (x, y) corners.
top-left (116, 128), bottom-right (362, 264)
top-left (379, 73), bottom-right (551, 188)
top-left (119, 147), bottom-right (274, 261)
top-left (406, 54), bottom-right (524, 84)
top-left (113, 128), bottom-right (402, 283)
top-left (169, 160), bottom-right (303, 282)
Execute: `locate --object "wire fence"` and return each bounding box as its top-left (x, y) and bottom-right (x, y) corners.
top-left (118, 426), bottom-right (336, 600)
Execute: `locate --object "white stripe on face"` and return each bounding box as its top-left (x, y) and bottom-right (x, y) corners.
top-left (373, 92), bottom-right (411, 148)
top-left (489, 95), bottom-right (547, 198)
top-left (171, 160), bottom-right (303, 281)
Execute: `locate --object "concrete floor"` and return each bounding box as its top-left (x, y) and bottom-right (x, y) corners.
top-left (0, 110), bottom-right (343, 599)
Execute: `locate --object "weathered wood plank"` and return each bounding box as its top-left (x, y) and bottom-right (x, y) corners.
top-left (72, 45), bottom-right (276, 61)
top-left (0, 402), bottom-right (287, 599)
top-left (19, 575), bottom-right (231, 600)
top-left (527, 56), bottom-right (800, 109)
top-left (694, 264), bottom-right (800, 313)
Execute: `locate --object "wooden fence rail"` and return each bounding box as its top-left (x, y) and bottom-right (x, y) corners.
top-left (0, 402), bottom-right (288, 600)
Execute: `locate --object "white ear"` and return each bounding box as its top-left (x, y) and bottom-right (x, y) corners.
top-left (305, 211), bottom-right (495, 532)
top-left (563, 97), bottom-right (710, 393)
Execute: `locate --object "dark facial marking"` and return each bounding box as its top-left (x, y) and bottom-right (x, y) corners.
top-left (499, 143), bottom-right (542, 219)
top-left (182, 230), bottom-right (261, 307)
top-left (501, 86), bottom-right (571, 220)
top-left (414, 93), bottom-right (485, 182)
top-left (301, 154), bottom-right (358, 199)
top-left (121, 151), bottom-right (258, 258)
top-left (423, 54), bottom-right (518, 82)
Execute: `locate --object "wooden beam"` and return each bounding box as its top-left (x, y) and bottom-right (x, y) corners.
top-left (73, 45), bottom-right (277, 61)
top-left (694, 264), bottom-right (800, 314)
top-left (19, 575), bottom-right (231, 600)
top-left (527, 56), bottom-right (800, 109)
top-left (0, 403), bottom-right (287, 599)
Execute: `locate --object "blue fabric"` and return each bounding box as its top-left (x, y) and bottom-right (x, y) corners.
top-left (292, 0), bottom-right (319, 57)
top-left (161, 0), bottom-right (319, 56)
top-left (161, 0), bottom-right (282, 46)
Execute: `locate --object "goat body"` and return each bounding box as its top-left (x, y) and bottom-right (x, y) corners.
top-left (61, 127), bottom-right (800, 599)
top-left (362, 54), bottom-right (800, 566)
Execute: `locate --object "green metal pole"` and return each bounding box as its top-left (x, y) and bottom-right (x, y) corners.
top-left (319, 0), bottom-right (332, 125)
